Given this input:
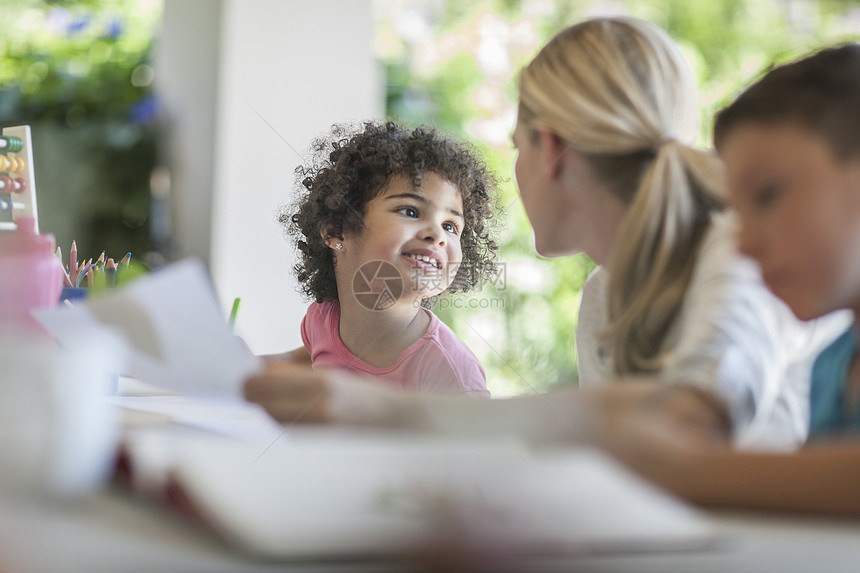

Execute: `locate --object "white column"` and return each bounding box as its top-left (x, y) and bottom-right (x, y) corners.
top-left (154, 0), bottom-right (223, 268)
top-left (159, 0), bottom-right (381, 354)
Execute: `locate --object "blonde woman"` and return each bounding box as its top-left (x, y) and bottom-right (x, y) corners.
top-left (245, 17), bottom-right (842, 449)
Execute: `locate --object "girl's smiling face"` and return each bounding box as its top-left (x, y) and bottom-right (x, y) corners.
top-left (721, 122), bottom-right (860, 320)
top-left (339, 172), bottom-right (464, 304)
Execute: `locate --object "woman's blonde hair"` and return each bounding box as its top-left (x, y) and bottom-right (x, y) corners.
top-left (518, 17), bottom-right (725, 375)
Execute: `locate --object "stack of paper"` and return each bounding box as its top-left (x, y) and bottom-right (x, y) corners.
top-left (122, 431), bottom-right (715, 559)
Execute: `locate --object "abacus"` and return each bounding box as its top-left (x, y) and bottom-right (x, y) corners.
top-left (0, 125), bottom-right (38, 232)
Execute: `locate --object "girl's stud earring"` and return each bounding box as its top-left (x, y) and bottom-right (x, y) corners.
top-left (334, 243), bottom-right (343, 250)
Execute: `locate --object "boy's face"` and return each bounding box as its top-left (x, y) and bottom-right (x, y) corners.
top-left (340, 172), bottom-right (464, 304)
top-left (721, 122), bottom-right (860, 320)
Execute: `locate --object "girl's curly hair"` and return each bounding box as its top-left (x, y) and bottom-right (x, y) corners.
top-left (283, 121), bottom-right (500, 303)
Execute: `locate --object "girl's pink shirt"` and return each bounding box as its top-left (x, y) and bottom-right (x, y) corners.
top-left (301, 301), bottom-right (490, 397)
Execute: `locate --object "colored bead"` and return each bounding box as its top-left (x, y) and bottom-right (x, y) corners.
top-left (0, 156), bottom-right (8, 172)
top-left (0, 175), bottom-right (12, 191)
top-left (13, 177), bottom-right (26, 193)
top-left (0, 136), bottom-right (23, 153)
top-left (12, 157), bottom-right (24, 173)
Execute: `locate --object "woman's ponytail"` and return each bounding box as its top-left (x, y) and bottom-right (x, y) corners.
top-left (604, 143), bottom-right (724, 374)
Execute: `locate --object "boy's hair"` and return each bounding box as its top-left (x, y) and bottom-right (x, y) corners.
top-left (714, 44), bottom-right (860, 159)
top-left (283, 121), bottom-right (499, 303)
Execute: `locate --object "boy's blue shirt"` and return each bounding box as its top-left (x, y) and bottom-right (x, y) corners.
top-left (809, 325), bottom-right (860, 436)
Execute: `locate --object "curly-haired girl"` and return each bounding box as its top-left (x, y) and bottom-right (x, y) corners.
top-left (271, 121), bottom-right (499, 397)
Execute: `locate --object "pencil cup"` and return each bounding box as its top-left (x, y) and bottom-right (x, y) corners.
top-left (0, 333), bottom-right (123, 497)
top-left (60, 286), bottom-right (88, 305)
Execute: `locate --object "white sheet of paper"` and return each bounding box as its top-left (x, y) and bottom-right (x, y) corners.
top-left (34, 258), bottom-right (260, 398)
top-left (104, 395), bottom-right (285, 444)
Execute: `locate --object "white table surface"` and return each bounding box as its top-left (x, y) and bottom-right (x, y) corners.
top-left (2, 490), bottom-right (860, 573)
top-left (1, 379), bottom-right (857, 573)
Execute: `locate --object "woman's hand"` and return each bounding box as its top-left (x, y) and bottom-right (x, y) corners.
top-left (243, 362), bottom-right (414, 427)
top-left (594, 382), bottom-right (731, 498)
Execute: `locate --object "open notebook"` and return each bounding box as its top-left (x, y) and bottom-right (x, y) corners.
top-left (121, 430), bottom-right (716, 560)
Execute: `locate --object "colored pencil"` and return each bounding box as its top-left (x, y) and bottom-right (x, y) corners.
top-left (106, 258), bottom-right (117, 287)
top-left (69, 240), bottom-right (77, 286)
top-left (93, 262), bottom-right (105, 289)
top-left (60, 265), bottom-right (73, 288)
top-left (76, 264), bottom-right (91, 287)
top-left (53, 245), bottom-right (72, 287)
top-left (228, 297), bottom-right (241, 330)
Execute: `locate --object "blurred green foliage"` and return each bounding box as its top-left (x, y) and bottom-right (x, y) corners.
top-left (0, 0), bottom-right (162, 268)
top-left (376, 0), bottom-right (860, 396)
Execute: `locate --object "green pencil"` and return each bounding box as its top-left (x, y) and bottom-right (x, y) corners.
top-left (228, 297), bottom-right (241, 330)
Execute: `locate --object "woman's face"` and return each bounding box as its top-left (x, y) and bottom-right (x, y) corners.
top-left (721, 122), bottom-right (860, 320)
top-left (512, 119), bottom-right (626, 261)
top-left (512, 120), bottom-right (554, 254)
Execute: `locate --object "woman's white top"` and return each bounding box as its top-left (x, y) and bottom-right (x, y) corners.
top-left (575, 211), bottom-right (851, 449)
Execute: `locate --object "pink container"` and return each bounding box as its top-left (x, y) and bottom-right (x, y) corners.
top-left (0, 217), bottom-right (63, 336)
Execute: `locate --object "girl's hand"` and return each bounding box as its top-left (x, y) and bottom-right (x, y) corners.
top-left (259, 346), bottom-right (313, 367)
top-left (243, 362), bottom-right (331, 423)
top-left (243, 362), bottom-right (412, 427)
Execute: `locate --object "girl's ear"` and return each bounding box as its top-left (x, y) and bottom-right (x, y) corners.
top-left (320, 226), bottom-right (345, 252)
top-left (537, 127), bottom-right (567, 181)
